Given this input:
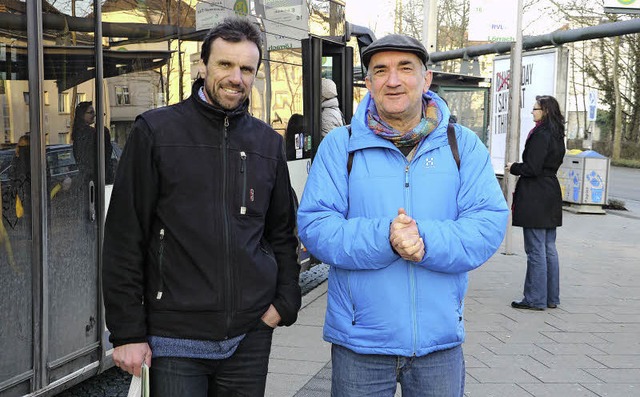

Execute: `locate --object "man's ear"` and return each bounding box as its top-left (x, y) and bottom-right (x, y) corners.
top-left (365, 75), bottom-right (372, 91)
top-left (423, 70), bottom-right (433, 94)
top-left (198, 59), bottom-right (206, 79)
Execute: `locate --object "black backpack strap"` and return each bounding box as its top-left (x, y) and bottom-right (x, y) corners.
top-left (447, 123), bottom-right (460, 170)
top-left (346, 125), bottom-right (354, 175)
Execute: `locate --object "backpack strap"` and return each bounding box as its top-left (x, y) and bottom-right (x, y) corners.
top-left (447, 123), bottom-right (460, 170)
top-left (346, 125), bottom-right (354, 175)
top-left (347, 123), bottom-right (459, 175)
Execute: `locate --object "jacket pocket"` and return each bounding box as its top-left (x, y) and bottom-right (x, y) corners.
top-left (234, 150), bottom-right (275, 218)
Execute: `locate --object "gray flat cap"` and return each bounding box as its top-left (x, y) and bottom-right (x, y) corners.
top-left (361, 34), bottom-right (428, 69)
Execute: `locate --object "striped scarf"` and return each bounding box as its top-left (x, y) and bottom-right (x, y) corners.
top-left (367, 95), bottom-right (441, 147)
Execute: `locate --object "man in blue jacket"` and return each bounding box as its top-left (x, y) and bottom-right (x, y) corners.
top-left (297, 34), bottom-right (508, 396)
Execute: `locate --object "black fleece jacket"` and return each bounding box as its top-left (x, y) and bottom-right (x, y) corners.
top-left (103, 79), bottom-right (301, 346)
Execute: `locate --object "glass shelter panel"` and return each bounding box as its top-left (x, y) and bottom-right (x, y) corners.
top-left (43, 0), bottom-right (102, 382)
top-left (0, 2), bottom-right (34, 393)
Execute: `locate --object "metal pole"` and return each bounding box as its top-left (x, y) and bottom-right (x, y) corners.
top-left (503, 0), bottom-right (524, 255)
top-left (27, 0), bottom-right (47, 389)
top-left (422, 0), bottom-right (438, 53)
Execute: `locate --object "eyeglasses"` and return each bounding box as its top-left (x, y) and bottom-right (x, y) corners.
top-left (532, 108), bottom-right (542, 111)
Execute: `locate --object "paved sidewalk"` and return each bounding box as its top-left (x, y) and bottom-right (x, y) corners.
top-left (266, 202), bottom-right (640, 397)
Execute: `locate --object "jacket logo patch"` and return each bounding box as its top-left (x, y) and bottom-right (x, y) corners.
top-left (250, 188), bottom-right (255, 202)
top-left (425, 157), bottom-right (435, 168)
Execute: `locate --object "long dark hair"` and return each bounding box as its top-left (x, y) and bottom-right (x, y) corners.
top-left (72, 101), bottom-right (93, 140)
top-left (536, 95), bottom-right (565, 137)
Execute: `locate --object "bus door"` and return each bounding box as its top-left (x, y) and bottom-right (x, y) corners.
top-left (302, 36), bottom-right (353, 160)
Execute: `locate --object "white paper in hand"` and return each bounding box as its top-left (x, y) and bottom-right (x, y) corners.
top-left (127, 363), bottom-right (149, 397)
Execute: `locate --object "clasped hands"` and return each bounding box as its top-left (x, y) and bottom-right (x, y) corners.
top-left (389, 208), bottom-right (425, 262)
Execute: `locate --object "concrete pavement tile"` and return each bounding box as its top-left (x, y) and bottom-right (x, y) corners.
top-left (598, 312), bottom-right (640, 323)
top-left (583, 383), bottom-right (640, 396)
top-left (541, 313), bottom-right (612, 323)
top-left (523, 367), bottom-right (601, 383)
top-left (474, 354), bottom-right (547, 369)
top-left (464, 383), bottom-right (532, 397)
top-left (465, 312), bottom-right (518, 329)
top-left (272, 324), bottom-right (325, 348)
top-left (520, 383), bottom-right (599, 397)
top-left (584, 368), bottom-right (640, 383)
top-left (539, 331), bottom-right (609, 344)
top-left (588, 343), bottom-right (640, 354)
top-left (293, 379), bottom-right (330, 397)
top-left (535, 343), bottom-right (607, 355)
top-left (488, 330), bottom-right (556, 344)
top-left (466, 366), bottom-right (541, 383)
top-left (268, 358), bottom-right (328, 376)
top-left (463, 343), bottom-right (499, 359)
top-left (481, 342), bottom-right (550, 356)
top-left (265, 373), bottom-right (317, 397)
top-left (464, 355), bottom-right (489, 368)
top-left (589, 354), bottom-right (640, 368)
top-left (591, 331), bottom-right (640, 343)
top-left (464, 331), bottom-right (504, 344)
top-left (531, 354), bottom-right (607, 369)
top-left (544, 320), bottom-right (634, 333)
top-left (270, 345), bottom-right (331, 363)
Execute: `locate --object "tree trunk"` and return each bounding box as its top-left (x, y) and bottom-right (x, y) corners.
top-left (612, 36), bottom-right (622, 160)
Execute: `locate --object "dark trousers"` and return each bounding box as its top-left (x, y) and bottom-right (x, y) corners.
top-left (149, 322), bottom-right (274, 397)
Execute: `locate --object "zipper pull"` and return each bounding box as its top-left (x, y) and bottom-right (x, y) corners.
top-left (240, 151), bottom-right (246, 173)
top-left (405, 165), bottom-right (410, 188)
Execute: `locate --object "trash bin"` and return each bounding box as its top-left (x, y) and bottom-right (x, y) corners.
top-left (558, 150), bottom-right (610, 210)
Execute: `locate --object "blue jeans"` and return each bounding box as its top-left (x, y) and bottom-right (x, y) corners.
top-left (149, 322), bottom-right (274, 397)
top-left (331, 344), bottom-right (465, 397)
top-left (522, 227), bottom-right (560, 308)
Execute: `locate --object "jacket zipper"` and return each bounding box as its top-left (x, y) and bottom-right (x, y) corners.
top-left (404, 164), bottom-right (411, 215)
top-left (240, 151), bottom-right (247, 215)
top-left (156, 228), bottom-right (165, 299)
top-left (222, 116), bottom-right (234, 337)
top-left (404, 162), bottom-right (418, 354)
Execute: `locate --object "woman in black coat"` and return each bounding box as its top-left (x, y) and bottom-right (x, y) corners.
top-left (507, 95), bottom-right (566, 311)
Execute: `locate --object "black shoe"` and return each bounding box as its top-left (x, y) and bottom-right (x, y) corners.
top-left (511, 301), bottom-right (544, 311)
top-left (547, 303), bottom-right (558, 309)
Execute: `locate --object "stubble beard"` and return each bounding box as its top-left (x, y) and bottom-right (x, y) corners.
top-left (206, 85), bottom-right (245, 111)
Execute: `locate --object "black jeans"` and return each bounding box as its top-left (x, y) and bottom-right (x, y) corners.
top-left (149, 321), bottom-right (274, 397)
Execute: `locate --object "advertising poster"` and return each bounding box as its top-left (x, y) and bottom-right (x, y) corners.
top-left (490, 49), bottom-right (562, 174)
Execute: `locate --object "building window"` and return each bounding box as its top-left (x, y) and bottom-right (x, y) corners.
top-left (115, 86), bottom-right (130, 105)
top-left (76, 93), bottom-right (86, 104)
top-left (44, 91), bottom-right (50, 105)
top-left (58, 92), bottom-right (69, 113)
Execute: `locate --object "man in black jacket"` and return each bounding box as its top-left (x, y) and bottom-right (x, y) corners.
top-left (102, 17), bottom-right (301, 396)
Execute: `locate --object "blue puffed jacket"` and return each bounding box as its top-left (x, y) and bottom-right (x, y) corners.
top-left (297, 91), bottom-right (509, 356)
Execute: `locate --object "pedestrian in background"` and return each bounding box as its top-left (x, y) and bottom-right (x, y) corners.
top-left (320, 77), bottom-right (345, 137)
top-left (72, 101), bottom-right (113, 184)
top-left (102, 17), bottom-right (301, 396)
top-left (507, 95), bottom-right (566, 311)
top-left (297, 34), bottom-right (508, 396)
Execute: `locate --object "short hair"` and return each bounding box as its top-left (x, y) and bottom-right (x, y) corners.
top-left (201, 17), bottom-right (263, 71)
top-left (536, 95), bottom-right (565, 136)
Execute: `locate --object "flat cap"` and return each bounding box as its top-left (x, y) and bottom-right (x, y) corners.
top-left (361, 34), bottom-right (428, 69)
